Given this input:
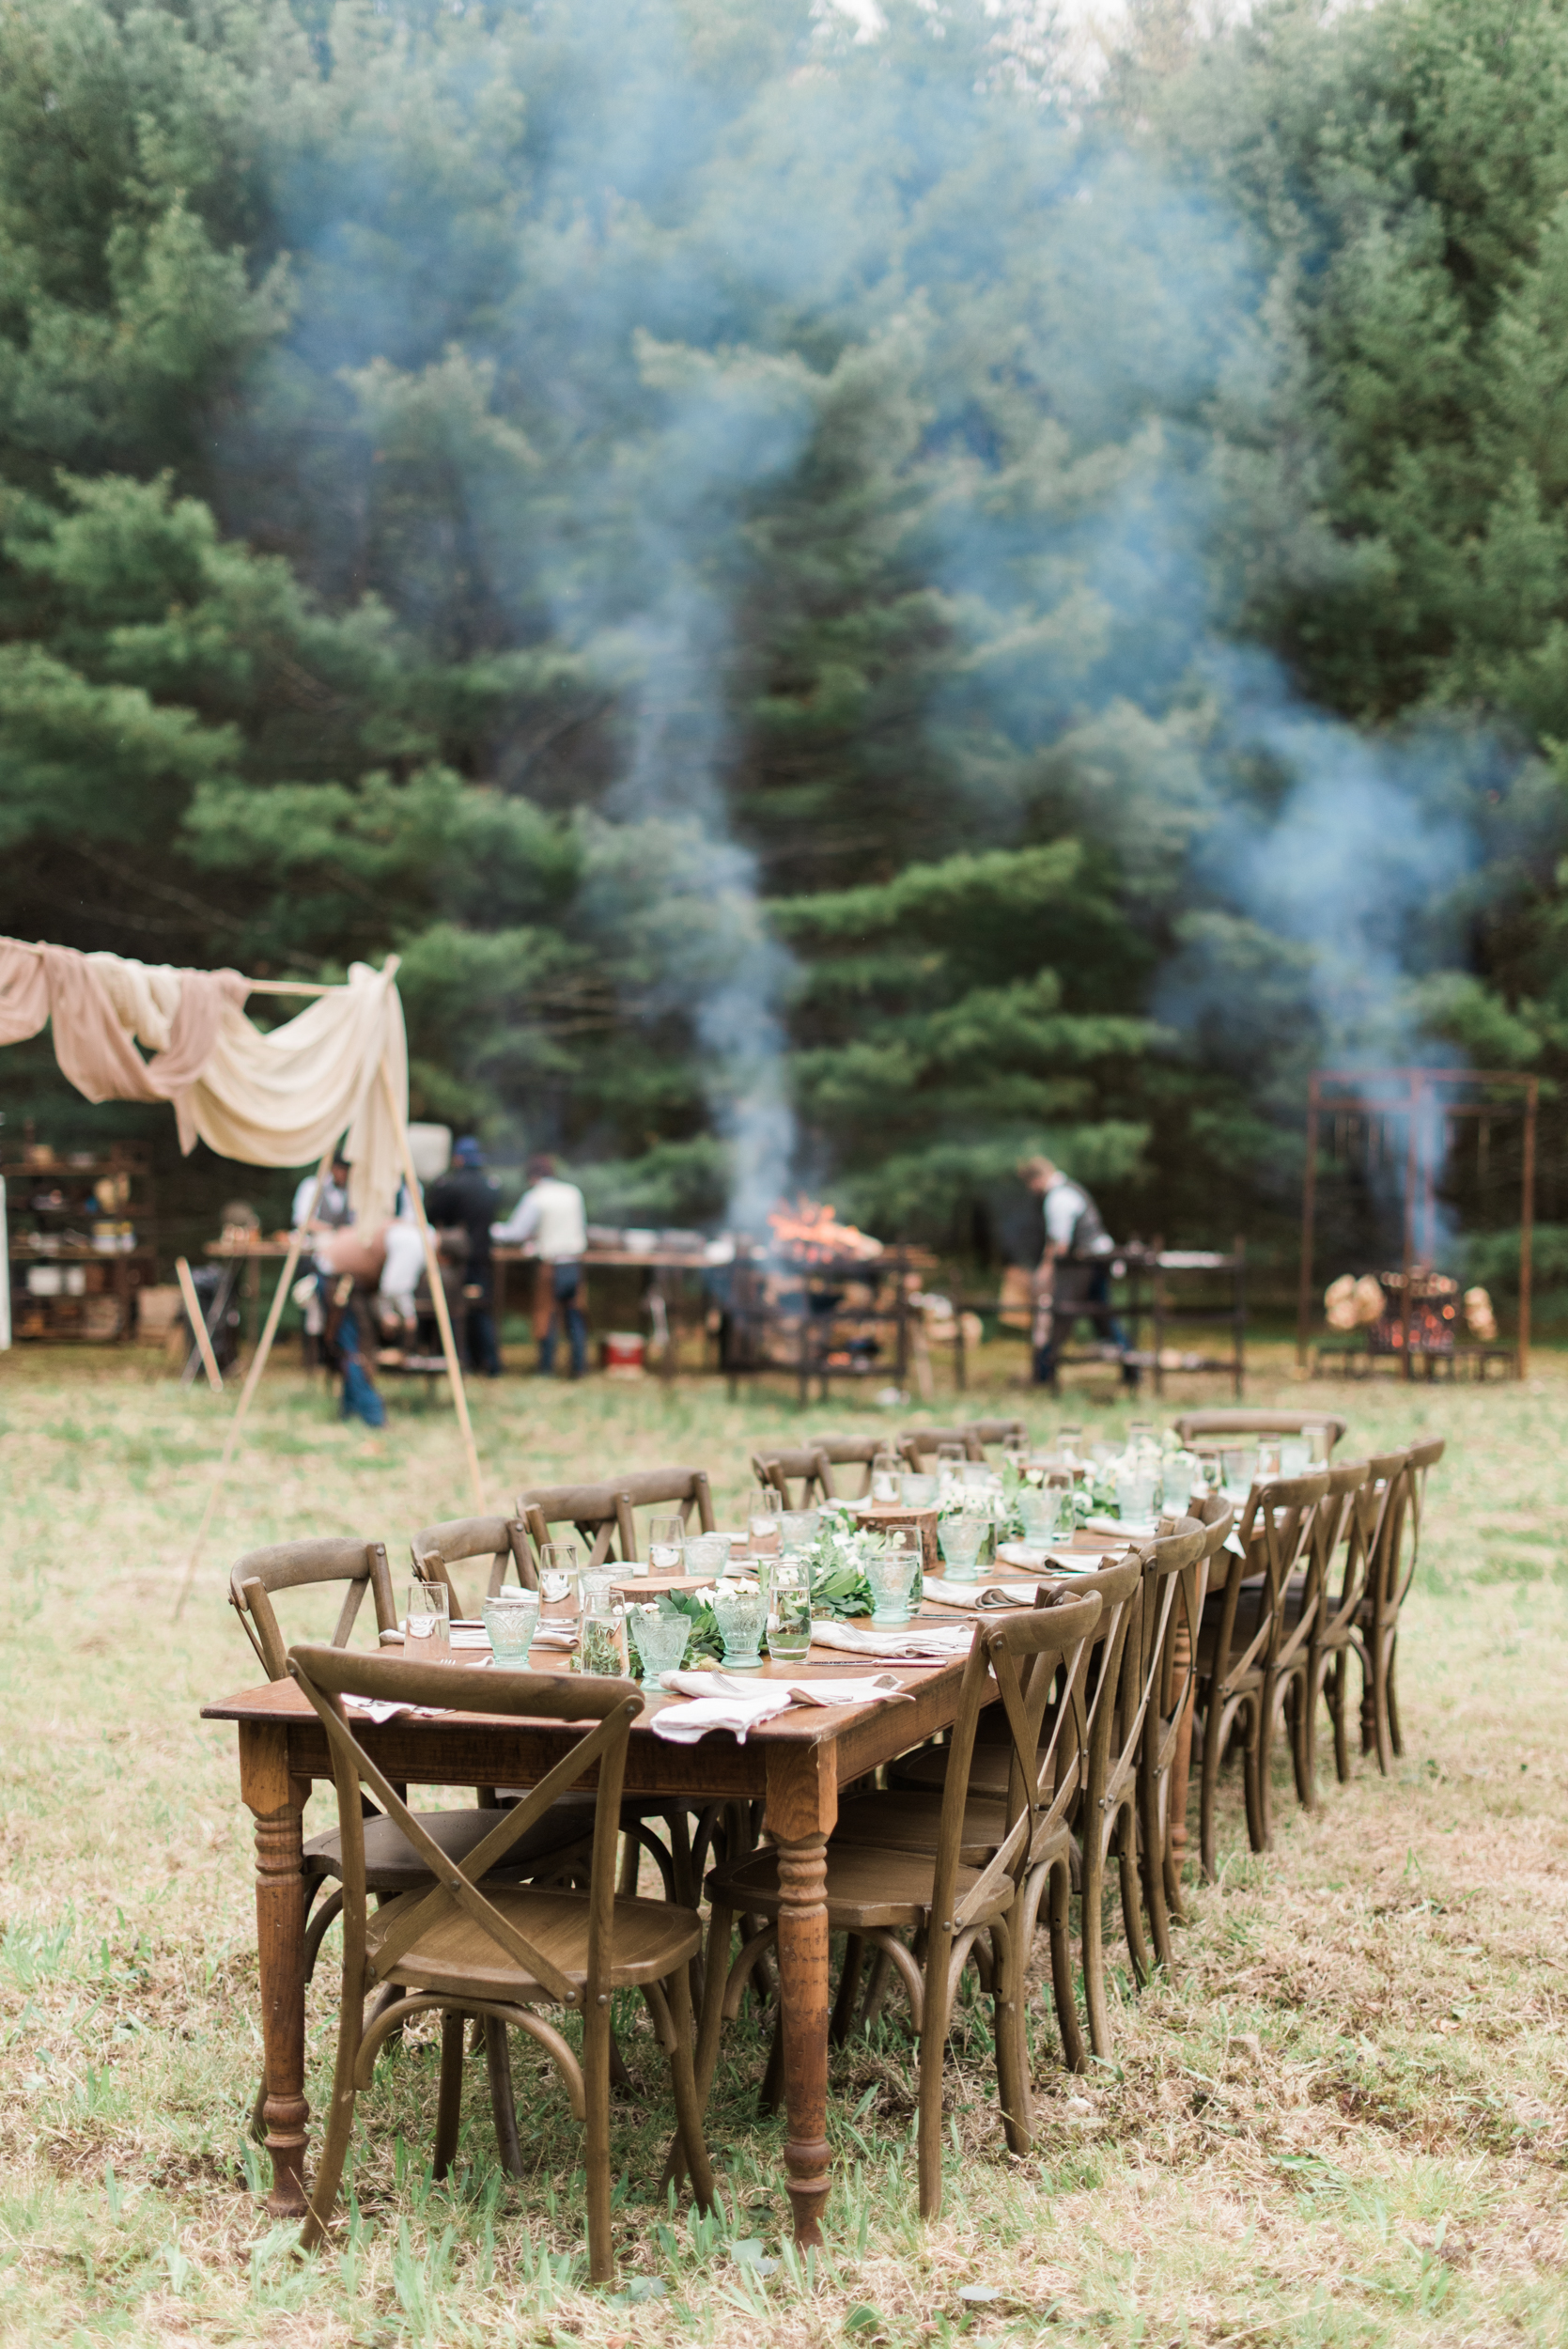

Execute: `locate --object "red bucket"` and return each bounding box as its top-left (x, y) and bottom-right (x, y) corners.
top-left (602, 1331), bottom-right (644, 1377)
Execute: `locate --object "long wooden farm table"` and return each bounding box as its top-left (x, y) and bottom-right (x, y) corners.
top-left (202, 1640), bottom-right (980, 2248)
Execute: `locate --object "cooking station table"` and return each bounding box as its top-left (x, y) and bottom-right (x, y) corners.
top-left (203, 1641), bottom-right (982, 2247)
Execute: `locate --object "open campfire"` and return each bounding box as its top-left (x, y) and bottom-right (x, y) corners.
top-left (766, 1195), bottom-right (884, 1267)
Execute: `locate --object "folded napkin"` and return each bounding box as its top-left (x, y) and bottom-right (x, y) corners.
top-left (651, 1671), bottom-right (908, 1744)
top-left (997, 1541), bottom-right (1127, 1576)
top-left (529, 1626), bottom-right (577, 1650)
top-left (807, 1619), bottom-right (974, 1659)
top-left (923, 1574), bottom-right (1038, 1610)
top-left (449, 1627), bottom-right (491, 1650)
top-left (342, 1692), bottom-right (456, 1725)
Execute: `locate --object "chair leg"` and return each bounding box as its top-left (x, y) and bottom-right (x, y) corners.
top-left (1199, 1694), bottom-right (1223, 1884)
top-left (582, 1979), bottom-right (615, 2284)
top-left (1140, 1765), bottom-right (1173, 1975)
top-left (1296, 1656), bottom-right (1319, 1810)
top-left (298, 2004), bottom-right (364, 2252)
top-left (1386, 1633), bottom-right (1405, 1757)
top-left (1330, 1650), bottom-right (1352, 1784)
top-left (617, 1830), bottom-right (640, 1896)
top-left (1047, 1856), bottom-right (1087, 2074)
top-left (432, 2009), bottom-right (466, 2181)
top-left (483, 2015), bottom-right (526, 2178)
top-left (1079, 1814), bottom-right (1112, 2060)
top-left (1252, 1671), bottom-right (1276, 1851)
top-left (757, 2012), bottom-right (784, 2115)
top-left (993, 1917), bottom-right (1031, 2156)
top-left (662, 1964), bottom-right (718, 2213)
top-left (1241, 1693), bottom-right (1268, 1853)
top-left (831, 1936), bottom-right (865, 2047)
top-left (915, 1952), bottom-right (951, 2219)
top-left (857, 1946), bottom-right (895, 2031)
top-left (1371, 1634), bottom-right (1393, 1777)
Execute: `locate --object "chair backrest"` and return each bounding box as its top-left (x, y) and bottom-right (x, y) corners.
top-left (964, 1417), bottom-right (1027, 1455)
top-left (1172, 1408), bottom-right (1345, 1455)
top-left (932, 1591), bottom-right (1103, 1947)
top-left (814, 1434), bottom-right (884, 1499)
top-left (1402, 1436), bottom-right (1445, 1588)
top-left (751, 1447), bottom-right (834, 1507)
top-left (229, 1536), bottom-right (396, 1682)
top-left (1127, 1520), bottom-right (1211, 1780)
top-left (1308, 1459), bottom-right (1373, 1641)
top-left (516, 1468), bottom-right (716, 1571)
top-left (1224, 1470), bottom-right (1329, 1684)
top-left (1363, 1442), bottom-right (1426, 1631)
top-left (1044, 1553), bottom-right (1144, 1822)
top-left (899, 1424), bottom-right (983, 1469)
top-left (411, 1515), bottom-right (536, 1618)
top-left (287, 1643), bottom-right (640, 2017)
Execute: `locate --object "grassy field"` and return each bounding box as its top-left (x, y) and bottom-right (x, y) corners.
top-left (0, 1342), bottom-right (1564, 2347)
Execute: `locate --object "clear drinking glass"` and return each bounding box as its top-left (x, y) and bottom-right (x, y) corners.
top-left (938, 1513), bottom-right (988, 1583)
top-left (579, 1609), bottom-right (629, 1676)
top-left (683, 1531), bottom-right (733, 1579)
top-left (406, 1579), bottom-right (450, 1657)
top-left (1279, 1438), bottom-right (1311, 1476)
top-left (899, 1470), bottom-right (938, 1509)
top-left (483, 1587), bottom-right (538, 1664)
top-left (748, 1488), bottom-right (784, 1553)
top-left (779, 1508), bottom-right (820, 1551)
top-left (646, 1516), bottom-right (686, 1575)
top-left (1057, 1423), bottom-right (1084, 1460)
top-left (867, 1532), bottom-right (920, 1627)
top-left (870, 1450), bottom-right (902, 1504)
top-left (935, 1440), bottom-right (966, 1499)
top-left (1017, 1486), bottom-right (1063, 1545)
top-left (1305, 1423), bottom-right (1329, 1465)
top-left (711, 1585), bottom-right (768, 1670)
top-left (628, 1607), bottom-right (691, 1684)
top-left (577, 1567), bottom-right (619, 1617)
top-left (1116, 1464), bottom-right (1159, 1523)
top-left (768, 1583), bottom-right (813, 1665)
top-left (537, 1541), bottom-right (579, 1623)
top-left (1255, 1439), bottom-right (1283, 1482)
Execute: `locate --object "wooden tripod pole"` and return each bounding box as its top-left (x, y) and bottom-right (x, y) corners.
top-left (381, 1067), bottom-right (485, 1512)
top-left (171, 1143), bottom-right (335, 1621)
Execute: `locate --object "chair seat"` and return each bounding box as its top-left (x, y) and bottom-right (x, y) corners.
top-left (709, 1840), bottom-right (991, 1932)
top-left (369, 1884), bottom-right (704, 2000)
top-left (1199, 1576), bottom-right (1320, 1675)
top-left (834, 1789), bottom-right (1070, 1871)
top-left (304, 1797), bottom-right (598, 1895)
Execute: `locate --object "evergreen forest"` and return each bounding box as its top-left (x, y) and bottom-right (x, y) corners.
top-left (3, 0), bottom-right (1566, 1298)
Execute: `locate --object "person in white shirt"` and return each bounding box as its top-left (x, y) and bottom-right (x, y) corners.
top-left (289, 1151), bottom-right (353, 1358)
top-left (492, 1153), bottom-right (588, 1378)
top-left (1019, 1155), bottom-right (1133, 1391)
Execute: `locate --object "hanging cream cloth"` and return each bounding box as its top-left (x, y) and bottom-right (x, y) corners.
top-left (0, 940), bottom-right (407, 1222)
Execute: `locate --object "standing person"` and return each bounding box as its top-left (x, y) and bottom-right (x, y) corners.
top-left (1019, 1155), bottom-right (1135, 1392)
top-left (492, 1152), bottom-right (587, 1378)
top-left (426, 1137), bottom-right (502, 1377)
top-left (290, 1150), bottom-right (353, 1366)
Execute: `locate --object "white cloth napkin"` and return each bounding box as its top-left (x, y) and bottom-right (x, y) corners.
top-left (806, 1620), bottom-right (974, 1659)
top-left (342, 1692), bottom-right (457, 1725)
top-left (449, 1627), bottom-right (491, 1650)
top-left (651, 1671), bottom-right (908, 1744)
top-left (1083, 1515), bottom-right (1157, 1539)
top-left (997, 1542), bottom-right (1126, 1575)
top-left (923, 1575), bottom-right (1041, 1610)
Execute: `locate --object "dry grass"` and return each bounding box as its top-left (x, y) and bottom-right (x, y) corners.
top-left (0, 1341), bottom-right (1564, 2346)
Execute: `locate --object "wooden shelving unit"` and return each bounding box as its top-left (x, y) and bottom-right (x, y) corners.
top-left (5, 1142), bottom-right (157, 1344)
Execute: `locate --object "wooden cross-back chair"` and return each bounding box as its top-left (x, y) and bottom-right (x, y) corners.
top-left (693, 1591), bottom-right (1104, 2219)
top-left (287, 1642), bottom-right (716, 2281)
top-left (964, 1416), bottom-right (1028, 1455)
top-left (411, 1515), bottom-right (536, 1621)
top-left (814, 1433), bottom-right (884, 1499)
top-left (1357, 1438), bottom-right (1441, 1772)
top-left (227, 1536), bottom-right (597, 2139)
top-left (898, 1424), bottom-right (985, 1470)
top-left (519, 1467), bottom-right (717, 1574)
top-left (1173, 1408), bottom-right (1346, 1457)
top-left (1140, 1505), bottom-right (1229, 1962)
top-left (1278, 1458), bottom-right (1370, 1806)
top-left (1192, 1470), bottom-right (1327, 1878)
top-left (890, 1555), bottom-right (1143, 2064)
top-left (750, 1445), bottom-right (833, 1507)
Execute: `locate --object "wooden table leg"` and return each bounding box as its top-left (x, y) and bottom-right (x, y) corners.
top-left (766, 1744), bottom-right (837, 2249)
top-left (241, 1724), bottom-right (311, 2217)
top-left (1167, 1621), bottom-right (1195, 1891)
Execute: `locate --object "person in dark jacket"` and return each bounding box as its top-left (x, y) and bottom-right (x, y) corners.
top-left (427, 1136), bottom-right (502, 1377)
top-left (1020, 1155), bottom-right (1135, 1391)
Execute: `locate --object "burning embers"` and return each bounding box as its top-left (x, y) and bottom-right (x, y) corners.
top-left (1325, 1269), bottom-right (1496, 1355)
top-left (766, 1196), bottom-right (884, 1267)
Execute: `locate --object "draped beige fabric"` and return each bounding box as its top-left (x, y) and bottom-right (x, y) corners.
top-left (0, 940), bottom-right (407, 1221)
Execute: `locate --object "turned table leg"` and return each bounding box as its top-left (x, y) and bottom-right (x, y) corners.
top-left (241, 1724), bottom-right (311, 2217)
top-left (1168, 1621), bottom-right (1195, 1890)
top-left (767, 1744), bottom-right (837, 2248)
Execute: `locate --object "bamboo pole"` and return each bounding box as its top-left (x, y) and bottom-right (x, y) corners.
top-left (171, 1143), bottom-right (335, 1620)
top-left (380, 1066), bottom-right (485, 1512)
top-left (175, 1256), bottom-right (225, 1392)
